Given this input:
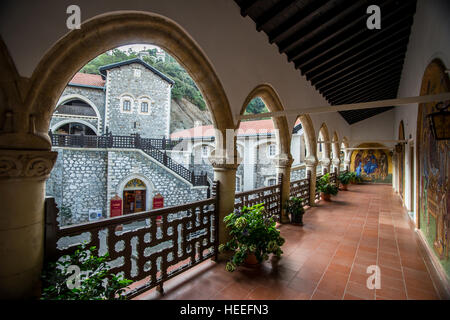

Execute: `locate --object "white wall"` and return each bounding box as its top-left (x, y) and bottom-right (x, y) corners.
top-left (0, 0), bottom-right (347, 135)
top-left (349, 109), bottom-right (396, 148)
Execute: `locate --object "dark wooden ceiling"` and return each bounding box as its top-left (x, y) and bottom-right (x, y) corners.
top-left (234, 0), bottom-right (417, 124)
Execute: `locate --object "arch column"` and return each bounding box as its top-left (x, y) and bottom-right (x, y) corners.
top-left (344, 160), bottom-right (351, 171)
top-left (321, 157), bottom-right (331, 174)
top-left (274, 153), bottom-right (294, 224)
top-left (332, 159), bottom-right (341, 175)
top-left (209, 154), bottom-right (240, 261)
top-left (0, 149), bottom-right (57, 299)
top-left (305, 155), bottom-right (318, 206)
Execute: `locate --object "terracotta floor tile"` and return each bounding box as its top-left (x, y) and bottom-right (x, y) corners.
top-left (138, 184), bottom-right (441, 301)
top-left (345, 281), bottom-right (375, 300)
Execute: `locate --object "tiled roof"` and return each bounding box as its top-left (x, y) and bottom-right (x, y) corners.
top-left (69, 73), bottom-right (105, 87)
top-left (171, 119), bottom-right (302, 139)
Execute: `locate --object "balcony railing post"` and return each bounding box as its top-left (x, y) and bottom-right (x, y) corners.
top-left (275, 154), bottom-right (293, 224)
top-left (212, 181), bottom-right (220, 262)
top-left (162, 137), bottom-right (166, 150)
top-left (44, 197), bottom-right (59, 263)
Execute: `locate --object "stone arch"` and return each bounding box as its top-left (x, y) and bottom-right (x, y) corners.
top-left (237, 84), bottom-right (291, 160)
top-left (295, 114), bottom-right (317, 165)
top-left (332, 131), bottom-right (340, 160)
top-left (116, 173), bottom-right (155, 213)
top-left (317, 123), bottom-right (331, 174)
top-left (56, 93), bottom-right (102, 120)
top-left (51, 119), bottom-right (99, 136)
top-left (23, 11), bottom-right (234, 150)
top-left (341, 136), bottom-right (350, 169)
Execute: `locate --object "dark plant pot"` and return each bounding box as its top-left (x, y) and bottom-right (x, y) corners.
top-left (321, 192), bottom-right (331, 201)
top-left (244, 253), bottom-right (260, 267)
top-left (340, 183), bottom-right (348, 191)
top-left (290, 213), bottom-right (304, 226)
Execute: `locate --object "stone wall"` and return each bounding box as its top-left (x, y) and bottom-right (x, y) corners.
top-left (46, 148), bottom-right (208, 225)
top-left (46, 148), bottom-right (108, 225)
top-left (105, 63), bottom-right (172, 138)
top-left (290, 167), bottom-right (306, 182)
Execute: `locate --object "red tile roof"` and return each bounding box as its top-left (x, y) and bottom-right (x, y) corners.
top-left (171, 119), bottom-right (301, 139)
top-left (69, 73), bottom-right (105, 87)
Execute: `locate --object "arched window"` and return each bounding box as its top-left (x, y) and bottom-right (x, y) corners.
top-left (141, 101), bottom-right (149, 113)
top-left (268, 144), bottom-right (277, 157)
top-left (123, 99), bottom-right (132, 112)
top-left (55, 99), bottom-right (97, 117)
top-left (55, 122), bottom-right (97, 136)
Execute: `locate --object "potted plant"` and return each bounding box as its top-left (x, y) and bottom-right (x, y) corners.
top-left (316, 173), bottom-right (339, 201)
top-left (285, 197), bottom-right (305, 226)
top-left (219, 203), bottom-right (285, 272)
top-left (338, 172), bottom-right (351, 190)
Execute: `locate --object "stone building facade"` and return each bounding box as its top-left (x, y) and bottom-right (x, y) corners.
top-left (46, 58), bottom-right (310, 225)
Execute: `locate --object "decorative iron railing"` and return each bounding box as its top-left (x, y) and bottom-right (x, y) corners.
top-left (234, 175), bottom-right (282, 222)
top-left (44, 182), bottom-right (219, 299)
top-left (49, 131), bottom-right (208, 186)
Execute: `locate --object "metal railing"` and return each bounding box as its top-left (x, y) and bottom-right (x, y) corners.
top-left (44, 182), bottom-right (219, 299)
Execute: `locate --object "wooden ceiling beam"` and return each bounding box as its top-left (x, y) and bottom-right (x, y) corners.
top-left (268, 0), bottom-right (329, 44)
top-left (279, 1), bottom-right (365, 54)
top-left (302, 24), bottom-right (411, 77)
top-left (312, 44), bottom-right (406, 87)
top-left (255, 0), bottom-right (297, 32)
top-left (320, 53), bottom-right (405, 95)
top-left (327, 73), bottom-right (402, 103)
top-left (239, 0), bottom-right (258, 17)
top-left (293, 0), bottom-right (412, 69)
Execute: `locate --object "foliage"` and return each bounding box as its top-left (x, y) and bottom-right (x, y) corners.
top-left (348, 172), bottom-right (363, 184)
top-left (59, 204), bottom-right (73, 226)
top-left (317, 173), bottom-right (339, 196)
top-left (285, 197), bottom-right (305, 218)
top-left (219, 203), bottom-right (285, 272)
top-left (41, 244), bottom-right (132, 300)
top-left (338, 172), bottom-right (352, 185)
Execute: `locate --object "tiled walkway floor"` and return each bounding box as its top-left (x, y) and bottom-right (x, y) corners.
top-left (137, 184), bottom-right (443, 300)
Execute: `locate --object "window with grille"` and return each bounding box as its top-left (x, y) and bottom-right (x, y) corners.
top-left (123, 100), bottom-right (131, 112)
top-left (141, 102), bottom-right (149, 113)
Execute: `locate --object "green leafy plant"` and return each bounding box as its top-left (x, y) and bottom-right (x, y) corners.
top-left (338, 172), bottom-right (352, 185)
top-left (219, 203), bottom-right (285, 272)
top-left (349, 172), bottom-right (363, 184)
top-left (285, 197), bottom-right (305, 225)
top-left (41, 244), bottom-right (133, 300)
top-left (317, 173), bottom-right (339, 196)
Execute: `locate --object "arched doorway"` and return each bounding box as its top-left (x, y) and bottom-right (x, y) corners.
top-left (416, 58), bottom-right (449, 268)
top-left (123, 178), bottom-right (147, 214)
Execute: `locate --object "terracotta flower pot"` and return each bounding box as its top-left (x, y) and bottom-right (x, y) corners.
top-left (340, 183), bottom-right (348, 191)
top-left (320, 192), bottom-right (331, 201)
top-left (244, 253), bottom-right (260, 267)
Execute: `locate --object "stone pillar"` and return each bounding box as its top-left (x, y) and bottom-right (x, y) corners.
top-left (209, 155), bottom-right (240, 261)
top-left (332, 158), bottom-right (341, 175)
top-left (344, 160), bottom-right (351, 171)
top-left (0, 149), bottom-right (57, 299)
top-left (321, 157), bottom-right (331, 175)
top-left (305, 155), bottom-right (318, 206)
top-left (274, 153), bottom-right (294, 224)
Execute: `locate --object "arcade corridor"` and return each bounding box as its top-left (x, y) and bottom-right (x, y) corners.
top-left (136, 184), bottom-right (444, 300)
